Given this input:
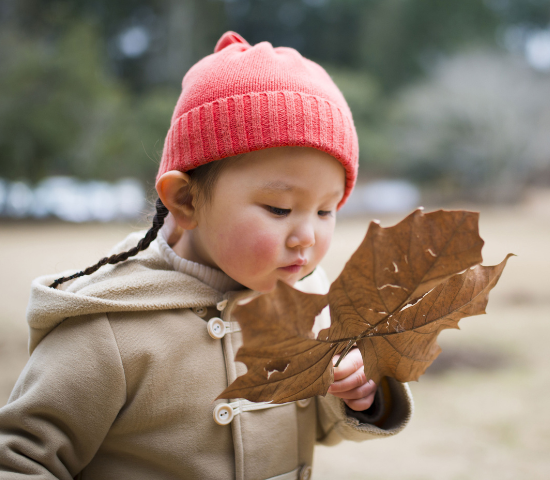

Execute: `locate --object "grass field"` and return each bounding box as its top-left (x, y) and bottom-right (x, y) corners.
top-left (1, 201), bottom-right (549, 479)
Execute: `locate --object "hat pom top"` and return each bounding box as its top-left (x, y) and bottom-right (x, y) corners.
top-left (214, 31), bottom-right (250, 53)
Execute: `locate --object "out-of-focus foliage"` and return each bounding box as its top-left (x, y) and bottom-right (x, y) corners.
top-left (1, 0), bottom-right (550, 202)
top-left (323, 67), bottom-right (395, 172)
top-left (357, 0), bottom-right (500, 92)
top-left (390, 51), bottom-right (550, 202)
top-left (0, 23), bottom-right (176, 183)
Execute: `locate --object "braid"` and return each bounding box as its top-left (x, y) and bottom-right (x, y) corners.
top-left (49, 198), bottom-right (169, 289)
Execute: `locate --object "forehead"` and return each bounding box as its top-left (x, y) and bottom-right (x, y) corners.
top-left (222, 147), bottom-right (346, 193)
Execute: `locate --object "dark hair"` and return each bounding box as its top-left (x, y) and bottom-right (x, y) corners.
top-left (49, 156), bottom-right (241, 289)
top-left (186, 155), bottom-right (240, 207)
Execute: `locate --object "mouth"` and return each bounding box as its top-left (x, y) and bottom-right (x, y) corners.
top-left (279, 265), bottom-right (303, 274)
top-left (278, 259), bottom-right (308, 274)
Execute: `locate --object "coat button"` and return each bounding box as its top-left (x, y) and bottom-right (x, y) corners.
top-left (213, 403), bottom-right (234, 425)
top-left (296, 398), bottom-right (312, 408)
top-left (207, 317), bottom-right (226, 339)
top-left (299, 465), bottom-right (312, 480)
top-left (192, 306), bottom-right (207, 318)
top-left (216, 299), bottom-right (228, 311)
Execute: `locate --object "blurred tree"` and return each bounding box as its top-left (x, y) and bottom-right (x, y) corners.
top-left (0, 23), bottom-right (176, 183)
top-left (390, 50), bottom-right (550, 202)
top-left (323, 66), bottom-right (395, 173)
top-left (2, 0), bottom-right (550, 190)
top-left (0, 23), bottom-right (119, 181)
top-left (0, 0), bottom-right (227, 90)
top-left (0, 0), bottom-right (520, 91)
top-left (484, 0), bottom-right (550, 27)
top-left (357, 0), bottom-right (500, 92)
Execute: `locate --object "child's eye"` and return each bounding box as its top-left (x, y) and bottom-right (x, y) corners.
top-left (318, 210), bottom-right (333, 217)
top-left (267, 206), bottom-right (291, 217)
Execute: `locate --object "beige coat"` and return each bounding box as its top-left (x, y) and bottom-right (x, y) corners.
top-left (0, 232), bottom-right (413, 480)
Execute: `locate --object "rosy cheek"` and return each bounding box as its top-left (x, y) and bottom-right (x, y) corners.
top-left (247, 233), bottom-right (280, 272)
top-left (313, 229), bottom-right (333, 263)
top-left (217, 220), bottom-right (280, 277)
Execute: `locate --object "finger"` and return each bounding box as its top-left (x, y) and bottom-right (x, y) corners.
top-left (329, 367), bottom-right (368, 393)
top-left (329, 380), bottom-right (377, 400)
top-left (332, 348), bottom-right (363, 381)
top-left (344, 391), bottom-right (377, 411)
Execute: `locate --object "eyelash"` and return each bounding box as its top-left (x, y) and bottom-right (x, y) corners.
top-left (266, 206), bottom-right (333, 218)
top-left (267, 206), bottom-right (291, 217)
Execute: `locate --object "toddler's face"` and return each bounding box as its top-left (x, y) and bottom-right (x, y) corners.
top-left (190, 147), bottom-right (345, 292)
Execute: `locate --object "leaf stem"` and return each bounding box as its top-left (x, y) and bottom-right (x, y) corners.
top-left (334, 339), bottom-right (355, 367)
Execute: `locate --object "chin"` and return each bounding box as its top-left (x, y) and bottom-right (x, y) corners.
top-left (247, 277), bottom-right (288, 293)
top-left (239, 271), bottom-right (305, 293)
top-left (236, 277), bottom-right (275, 293)
top-left (256, 279), bottom-right (281, 293)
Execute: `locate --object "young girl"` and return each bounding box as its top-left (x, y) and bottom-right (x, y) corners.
top-left (0, 32), bottom-right (412, 480)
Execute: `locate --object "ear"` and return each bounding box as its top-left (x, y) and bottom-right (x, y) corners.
top-left (156, 171), bottom-right (198, 230)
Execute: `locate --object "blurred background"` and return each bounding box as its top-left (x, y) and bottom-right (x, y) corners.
top-left (1, 0), bottom-right (549, 478)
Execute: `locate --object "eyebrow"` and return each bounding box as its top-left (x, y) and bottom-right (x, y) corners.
top-left (260, 180), bottom-right (344, 199)
top-left (261, 180), bottom-right (295, 192)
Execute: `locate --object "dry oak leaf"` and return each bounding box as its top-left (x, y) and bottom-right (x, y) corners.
top-left (217, 209), bottom-right (512, 404)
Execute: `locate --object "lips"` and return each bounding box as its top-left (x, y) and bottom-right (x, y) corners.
top-left (279, 259), bottom-right (308, 274)
top-left (279, 264), bottom-right (303, 273)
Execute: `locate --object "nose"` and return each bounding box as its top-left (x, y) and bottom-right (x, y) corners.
top-left (286, 221), bottom-right (315, 249)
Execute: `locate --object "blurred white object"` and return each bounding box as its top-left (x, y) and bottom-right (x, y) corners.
top-left (361, 180), bottom-right (421, 214)
top-left (114, 179), bottom-right (147, 219)
top-left (0, 178), bottom-right (7, 213)
top-left (86, 181), bottom-right (119, 222)
top-left (339, 180), bottom-right (421, 217)
top-left (525, 30), bottom-right (550, 71)
top-left (118, 26), bottom-right (150, 58)
top-left (5, 182), bottom-right (34, 217)
top-left (1, 177), bottom-right (146, 222)
top-left (32, 177), bottom-right (89, 222)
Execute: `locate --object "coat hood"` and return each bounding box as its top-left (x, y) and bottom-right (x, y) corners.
top-left (26, 231), bottom-right (224, 354)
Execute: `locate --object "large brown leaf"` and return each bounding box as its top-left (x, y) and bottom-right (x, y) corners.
top-left (217, 209), bottom-right (511, 403)
top-left (221, 285), bottom-right (335, 403)
top-left (357, 255), bottom-right (512, 384)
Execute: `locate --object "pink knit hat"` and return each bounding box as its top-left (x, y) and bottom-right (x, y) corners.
top-left (158, 31), bottom-right (359, 207)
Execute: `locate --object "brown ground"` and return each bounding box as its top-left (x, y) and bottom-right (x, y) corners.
top-left (1, 200), bottom-right (549, 479)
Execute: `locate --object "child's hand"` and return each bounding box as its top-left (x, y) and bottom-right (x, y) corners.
top-left (327, 348), bottom-right (377, 411)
